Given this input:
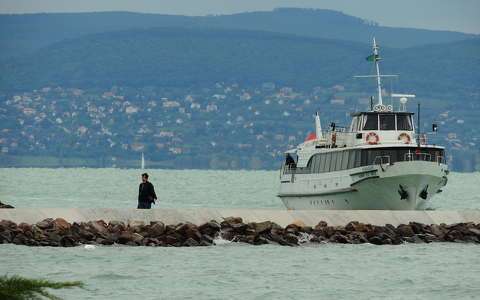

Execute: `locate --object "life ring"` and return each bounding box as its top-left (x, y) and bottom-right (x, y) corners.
top-left (331, 132), bottom-right (337, 144)
top-left (397, 133), bottom-right (411, 144)
top-left (365, 132), bottom-right (379, 145)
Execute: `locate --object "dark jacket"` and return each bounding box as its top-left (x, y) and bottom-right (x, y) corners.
top-left (138, 181), bottom-right (157, 203)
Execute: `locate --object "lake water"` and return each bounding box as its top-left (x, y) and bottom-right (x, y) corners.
top-left (1, 168), bottom-right (479, 299)
top-left (1, 168), bottom-right (479, 210)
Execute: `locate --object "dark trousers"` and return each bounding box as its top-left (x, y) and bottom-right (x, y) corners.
top-left (137, 201), bottom-right (152, 209)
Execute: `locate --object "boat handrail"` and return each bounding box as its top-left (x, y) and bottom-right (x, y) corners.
top-left (404, 152), bottom-right (432, 162)
top-left (282, 165), bottom-right (297, 174)
top-left (436, 156), bottom-right (445, 165)
top-left (374, 155), bottom-right (391, 165)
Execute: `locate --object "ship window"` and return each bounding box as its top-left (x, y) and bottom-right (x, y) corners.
top-left (397, 115), bottom-right (413, 131)
top-left (329, 152), bottom-right (337, 172)
top-left (308, 155), bottom-right (319, 173)
top-left (320, 153), bottom-right (330, 173)
top-left (314, 154), bottom-right (322, 173)
top-left (335, 151), bottom-right (343, 171)
top-left (341, 151), bottom-right (349, 170)
top-left (361, 149), bottom-right (369, 166)
top-left (307, 156), bottom-right (314, 172)
top-left (320, 153), bottom-right (327, 173)
top-left (351, 117), bottom-right (358, 132)
top-left (363, 114), bottom-right (378, 130)
top-left (379, 114), bottom-right (396, 130)
top-left (348, 150), bottom-right (356, 169)
top-left (354, 150), bottom-right (362, 167)
top-left (307, 157), bottom-right (313, 169)
top-left (358, 116), bottom-right (364, 131)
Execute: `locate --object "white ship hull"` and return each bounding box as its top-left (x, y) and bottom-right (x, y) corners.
top-left (279, 161), bottom-right (448, 210)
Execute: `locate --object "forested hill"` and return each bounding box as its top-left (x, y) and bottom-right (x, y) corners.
top-left (1, 27), bottom-right (479, 98)
top-left (1, 8), bottom-right (478, 58)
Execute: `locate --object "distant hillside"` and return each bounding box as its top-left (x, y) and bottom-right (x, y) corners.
top-left (0, 8), bottom-right (477, 58)
top-left (0, 28), bottom-right (368, 91)
top-left (1, 27), bottom-right (478, 97)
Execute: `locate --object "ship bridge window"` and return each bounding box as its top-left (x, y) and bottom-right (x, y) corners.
top-left (351, 117), bottom-right (359, 132)
top-left (379, 114), bottom-right (396, 130)
top-left (397, 115), bottom-right (413, 131)
top-left (362, 114), bottom-right (378, 130)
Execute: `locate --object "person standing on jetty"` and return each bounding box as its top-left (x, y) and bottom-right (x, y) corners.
top-left (137, 173), bottom-right (157, 209)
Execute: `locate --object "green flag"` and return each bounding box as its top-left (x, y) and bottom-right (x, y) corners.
top-left (366, 54), bottom-right (377, 62)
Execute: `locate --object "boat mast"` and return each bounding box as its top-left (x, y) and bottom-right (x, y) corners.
top-left (372, 38), bottom-right (383, 106)
top-left (354, 38), bottom-right (397, 111)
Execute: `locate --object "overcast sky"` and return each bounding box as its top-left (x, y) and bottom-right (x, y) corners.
top-left (1, 0), bottom-right (479, 34)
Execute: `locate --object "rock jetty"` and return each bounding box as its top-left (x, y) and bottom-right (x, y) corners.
top-left (0, 202), bottom-right (14, 209)
top-left (0, 217), bottom-right (479, 247)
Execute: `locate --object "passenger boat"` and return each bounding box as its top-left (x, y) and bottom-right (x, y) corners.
top-left (278, 39), bottom-right (449, 210)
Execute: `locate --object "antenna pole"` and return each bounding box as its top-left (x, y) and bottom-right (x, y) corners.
top-left (373, 37), bottom-right (383, 106)
top-left (417, 102), bottom-right (421, 145)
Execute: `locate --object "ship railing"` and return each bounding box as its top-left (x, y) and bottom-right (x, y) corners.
top-left (282, 164), bottom-right (299, 174)
top-left (418, 133), bottom-right (428, 145)
top-left (283, 165), bottom-right (294, 174)
top-left (280, 164), bottom-right (298, 183)
top-left (436, 156), bottom-right (445, 165)
top-left (374, 155), bottom-right (391, 165)
top-left (404, 152), bottom-right (432, 162)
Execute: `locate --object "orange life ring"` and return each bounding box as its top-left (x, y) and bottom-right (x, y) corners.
top-left (397, 133), bottom-right (411, 144)
top-left (365, 132), bottom-right (379, 145)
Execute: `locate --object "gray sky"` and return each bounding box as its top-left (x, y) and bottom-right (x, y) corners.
top-left (1, 0), bottom-right (479, 34)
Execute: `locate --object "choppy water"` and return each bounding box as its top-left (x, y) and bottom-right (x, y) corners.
top-left (1, 168), bottom-right (479, 210)
top-left (0, 168), bottom-right (479, 299)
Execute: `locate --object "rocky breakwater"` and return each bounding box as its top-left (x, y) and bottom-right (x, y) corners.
top-left (0, 201), bottom-right (14, 208)
top-left (0, 217), bottom-right (479, 247)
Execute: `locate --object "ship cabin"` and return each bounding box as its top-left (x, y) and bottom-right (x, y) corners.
top-left (347, 111), bottom-right (415, 147)
top-left (283, 111), bottom-right (445, 175)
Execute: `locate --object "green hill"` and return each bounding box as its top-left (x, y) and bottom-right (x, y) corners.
top-left (1, 27), bottom-right (478, 98)
top-left (0, 8), bottom-right (477, 59)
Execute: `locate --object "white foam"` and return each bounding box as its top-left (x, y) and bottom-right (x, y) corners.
top-left (213, 232), bottom-right (232, 245)
top-left (298, 232), bottom-right (314, 244)
top-left (84, 244), bottom-right (96, 250)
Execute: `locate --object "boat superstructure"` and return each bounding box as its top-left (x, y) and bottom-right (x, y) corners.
top-left (278, 39), bottom-right (448, 210)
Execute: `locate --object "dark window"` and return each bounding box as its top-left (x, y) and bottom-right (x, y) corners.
top-left (397, 115), bottom-right (413, 131)
top-left (379, 114), bottom-right (396, 130)
top-left (348, 150), bottom-right (356, 169)
top-left (335, 151), bottom-right (343, 171)
top-left (363, 114), bottom-right (378, 130)
top-left (354, 150), bottom-right (362, 168)
top-left (361, 150), bottom-right (368, 166)
top-left (341, 151), bottom-right (349, 170)
top-left (320, 153), bottom-right (328, 173)
top-left (314, 155), bottom-right (322, 173)
top-left (329, 152), bottom-right (337, 172)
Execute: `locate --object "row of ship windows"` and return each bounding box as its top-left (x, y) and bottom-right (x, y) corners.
top-left (351, 114), bottom-right (413, 131)
top-left (289, 148), bottom-right (444, 174)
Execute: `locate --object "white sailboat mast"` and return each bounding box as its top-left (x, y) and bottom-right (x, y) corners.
top-left (373, 38), bottom-right (383, 106)
top-left (315, 112), bottom-right (323, 139)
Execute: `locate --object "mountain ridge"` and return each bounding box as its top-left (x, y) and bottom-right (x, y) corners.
top-left (1, 8), bottom-right (477, 59)
top-left (1, 26), bottom-right (478, 97)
